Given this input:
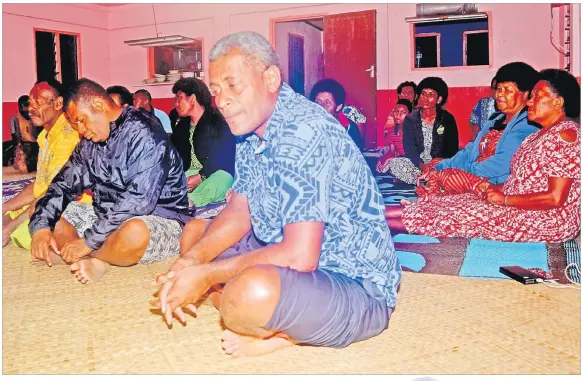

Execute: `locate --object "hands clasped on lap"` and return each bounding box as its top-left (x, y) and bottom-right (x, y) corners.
top-left (151, 256), bottom-right (213, 327)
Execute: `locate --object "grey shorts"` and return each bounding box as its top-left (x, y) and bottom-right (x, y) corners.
top-left (210, 223), bottom-right (391, 348)
top-left (62, 201), bottom-right (182, 264)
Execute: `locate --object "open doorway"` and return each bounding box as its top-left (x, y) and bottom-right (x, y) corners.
top-left (271, 11), bottom-right (377, 148)
top-left (274, 18), bottom-right (324, 97)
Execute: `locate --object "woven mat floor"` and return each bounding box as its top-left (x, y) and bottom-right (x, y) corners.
top-left (2, 244), bottom-right (580, 374)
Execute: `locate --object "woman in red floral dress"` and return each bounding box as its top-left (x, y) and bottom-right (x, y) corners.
top-left (385, 69), bottom-right (580, 243)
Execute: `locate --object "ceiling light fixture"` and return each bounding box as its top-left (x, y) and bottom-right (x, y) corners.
top-left (123, 4), bottom-right (194, 47)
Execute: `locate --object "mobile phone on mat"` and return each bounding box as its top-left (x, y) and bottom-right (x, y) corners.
top-left (499, 266), bottom-right (540, 285)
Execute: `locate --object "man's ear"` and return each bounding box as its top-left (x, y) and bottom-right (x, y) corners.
top-left (53, 96), bottom-right (64, 111)
top-left (335, 103), bottom-right (344, 113)
top-left (91, 97), bottom-right (106, 113)
top-left (263, 65), bottom-right (282, 93)
top-left (437, 96), bottom-right (443, 105)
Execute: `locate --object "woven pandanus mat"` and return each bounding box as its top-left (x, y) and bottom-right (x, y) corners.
top-left (2, 244), bottom-right (580, 374)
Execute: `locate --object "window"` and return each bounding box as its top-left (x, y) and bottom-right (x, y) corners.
top-left (412, 17), bottom-right (490, 68)
top-left (464, 30), bottom-right (489, 66)
top-left (35, 29), bottom-right (79, 88)
top-left (149, 39), bottom-right (203, 79)
top-left (414, 33), bottom-right (440, 68)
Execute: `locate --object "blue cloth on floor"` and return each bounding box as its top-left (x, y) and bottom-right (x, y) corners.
top-left (393, 234), bottom-right (440, 244)
top-left (396, 251), bottom-right (426, 272)
top-left (460, 239), bottom-right (549, 279)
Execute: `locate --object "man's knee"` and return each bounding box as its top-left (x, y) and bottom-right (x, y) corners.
top-left (181, 219), bottom-right (207, 239)
top-left (220, 265), bottom-right (281, 329)
top-left (179, 218), bottom-right (208, 253)
top-left (117, 219), bottom-right (150, 251)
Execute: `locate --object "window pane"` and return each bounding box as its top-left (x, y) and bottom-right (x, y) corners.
top-left (152, 40), bottom-right (203, 78)
top-left (59, 34), bottom-right (78, 88)
top-left (412, 18), bottom-right (489, 68)
top-left (35, 31), bottom-right (57, 82)
top-left (466, 32), bottom-right (489, 66)
top-left (415, 36), bottom-right (438, 68)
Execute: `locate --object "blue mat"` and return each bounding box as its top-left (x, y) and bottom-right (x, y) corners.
top-left (460, 239), bottom-right (549, 279)
top-left (393, 234), bottom-right (440, 244)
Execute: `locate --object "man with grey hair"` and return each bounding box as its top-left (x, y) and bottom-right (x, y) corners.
top-left (153, 31), bottom-right (401, 357)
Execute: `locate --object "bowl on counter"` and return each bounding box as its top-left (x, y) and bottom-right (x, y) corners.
top-left (166, 74), bottom-right (182, 83)
top-left (144, 78), bottom-right (156, 84)
top-left (168, 70), bottom-right (179, 75)
top-left (181, 71), bottom-right (195, 78)
top-left (155, 75), bottom-right (167, 83)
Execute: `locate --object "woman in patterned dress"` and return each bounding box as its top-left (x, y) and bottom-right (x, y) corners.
top-left (382, 77), bottom-right (459, 184)
top-left (416, 62), bottom-right (540, 197)
top-left (385, 69), bottom-right (580, 243)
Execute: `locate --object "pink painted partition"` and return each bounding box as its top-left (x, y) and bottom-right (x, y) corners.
top-left (2, 3), bottom-right (580, 144)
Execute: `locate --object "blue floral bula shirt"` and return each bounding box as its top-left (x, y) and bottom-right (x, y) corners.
top-left (232, 83), bottom-right (401, 308)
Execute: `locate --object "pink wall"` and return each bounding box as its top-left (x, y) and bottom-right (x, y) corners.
top-left (4, 3), bottom-right (574, 99)
top-left (2, 3), bottom-right (580, 143)
top-left (2, 3), bottom-right (111, 102)
top-left (274, 21), bottom-right (323, 97)
top-left (105, 3), bottom-right (578, 93)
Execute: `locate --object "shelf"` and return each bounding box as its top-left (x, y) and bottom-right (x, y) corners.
top-left (134, 77), bottom-right (204, 87)
top-left (134, 82), bottom-right (177, 87)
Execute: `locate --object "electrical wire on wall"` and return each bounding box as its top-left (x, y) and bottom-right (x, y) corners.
top-left (550, 4), bottom-right (571, 72)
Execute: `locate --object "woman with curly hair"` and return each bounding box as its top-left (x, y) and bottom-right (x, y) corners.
top-left (386, 69), bottom-right (581, 243)
top-left (380, 77), bottom-right (458, 184)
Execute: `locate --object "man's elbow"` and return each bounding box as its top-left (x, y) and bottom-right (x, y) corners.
top-left (290, 259), bottom-right (318, 272)
top-left (285, 247), bottom-right (319, 272)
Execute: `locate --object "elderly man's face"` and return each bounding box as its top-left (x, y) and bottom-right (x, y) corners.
top-left (28, 83), bottom-right (62, 128)
top-left (209, 49), bottom-right (279, 137)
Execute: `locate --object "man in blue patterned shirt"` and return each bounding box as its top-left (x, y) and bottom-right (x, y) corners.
top-left (153, 31), bottom-right (401, 357)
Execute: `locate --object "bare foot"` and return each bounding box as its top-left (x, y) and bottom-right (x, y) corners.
top-left (70, 257), bottom-right (110, 284)
top-left (220, 329), bottom-right (294, 358)
top-left (30, 251), bottom-right (67, 266)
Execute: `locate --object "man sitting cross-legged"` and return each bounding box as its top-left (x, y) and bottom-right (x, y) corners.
top-left (2, 79), bottom-right (88, 249)
top-left (29, 78), bottom-right (191, 284)
top-left (152, 31), bottom-right (401, 358)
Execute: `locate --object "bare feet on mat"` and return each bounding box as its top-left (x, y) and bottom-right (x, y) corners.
top-left (220, 329), bottom-right (294, 358)
top-left (30, 251), bottom-right (66, 266)
top-left (70, 257), bottom-right (110, 284)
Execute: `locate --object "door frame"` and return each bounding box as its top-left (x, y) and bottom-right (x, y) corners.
top-left (269, 14), bottom-right (328, 49)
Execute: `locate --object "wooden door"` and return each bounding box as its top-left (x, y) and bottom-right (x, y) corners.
top-left (324, 10), bottom-right (376, 148)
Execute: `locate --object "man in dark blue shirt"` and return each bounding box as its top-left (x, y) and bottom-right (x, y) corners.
top-left (29, 78), bottom-right (191, 284)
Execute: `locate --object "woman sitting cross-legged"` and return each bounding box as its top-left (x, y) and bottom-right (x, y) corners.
top-left (383, 77), bottom-right (459, 184)
top-left (170, 78), bottom-right (236, 207)
top-left (416, 62), bottom-right (540, 197)
top-left (385, 69), bottom-right (580, 243)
